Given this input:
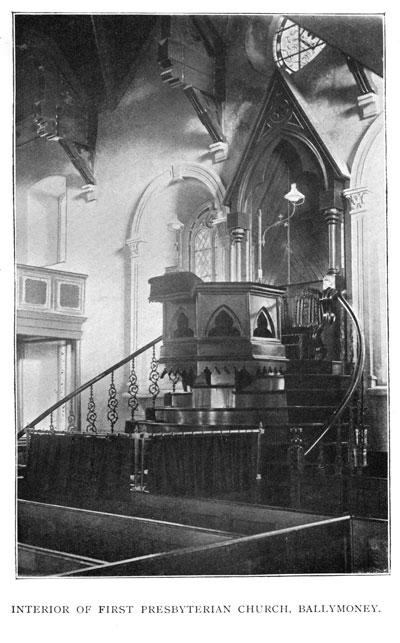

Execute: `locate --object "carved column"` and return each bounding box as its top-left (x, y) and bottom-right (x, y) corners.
top-left (319, 187), bottom-right (345, 362)
top-left (319, 186), bottom-right (345, 289)
top-left (343, 187), bottom-right (376, 387)
top-left (126, 237), bottom-right (146, 352)
top-left (342, 187), bottom-right (369, 322)
top-left (227, 212), bottom-right (250, 282)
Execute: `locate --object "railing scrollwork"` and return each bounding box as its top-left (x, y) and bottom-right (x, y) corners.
top-left (19, 336), bottom-right (163, 438)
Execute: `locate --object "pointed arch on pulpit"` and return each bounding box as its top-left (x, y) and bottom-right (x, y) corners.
top-left (253, 307), bottom-right (275, 338)
top-left (206, 305), bottom-right (242, 337)
top-left (169, 307), bottom-right (195, 339)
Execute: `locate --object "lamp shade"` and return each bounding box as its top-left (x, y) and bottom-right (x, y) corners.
top-left (284, 183), bottom-right (305, 204)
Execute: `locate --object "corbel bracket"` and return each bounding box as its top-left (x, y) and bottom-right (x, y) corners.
top-left (346, 56), bottom-right (380, 119)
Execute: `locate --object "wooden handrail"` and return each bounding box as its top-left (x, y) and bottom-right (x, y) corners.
top-left (304, 291), bottom-right (365, 456)
top-left (18, 335), bottom-right (163, 439)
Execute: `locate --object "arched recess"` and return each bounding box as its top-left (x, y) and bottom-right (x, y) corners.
top-left (237, 128), bottom-right (330, 212)
top-left (126, 162), bottom-right (227, 354)
top-left (205, 305), bottom-right (242, 338)
top-left (224, 71), bottom-right (349, 290)
top-left (239, 132), bottom-right (328, 286)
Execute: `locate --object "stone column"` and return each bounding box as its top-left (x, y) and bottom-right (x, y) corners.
top-left (227, 212), bottom-right (250, 282)
top-left (319, 186), bottom-right (345, 290)
top-left (342, 187), bottom-right (369, 321)
top-left (126, 236), bottom-right (146, 352)
top-left (343, 187), bottom-right (377, 387)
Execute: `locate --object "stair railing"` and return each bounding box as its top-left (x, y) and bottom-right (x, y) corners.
top-left (304, 288), bottom-right (365, 457)
top-left (18, 335), bottom-right (163, 440)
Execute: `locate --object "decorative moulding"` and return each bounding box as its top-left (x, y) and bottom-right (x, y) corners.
top-left (343, 187), bottom-right (370, 214)
top-left (126, 237), bottom-right (147, 259)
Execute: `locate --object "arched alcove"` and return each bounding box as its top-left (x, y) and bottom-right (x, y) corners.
top-left (126, 163), bottom-right (227, 354)
top-left (241, 136), bottom-right (327, 286)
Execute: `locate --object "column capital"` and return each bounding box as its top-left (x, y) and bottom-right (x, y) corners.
top-left (227, 211), bottom-right (250, 232)
top-left (342, 187), bottom-right (370, 214)
top-left (319, 186), bottom-right (345, 215)
top-left (126, 236), bottom-right (146, 259)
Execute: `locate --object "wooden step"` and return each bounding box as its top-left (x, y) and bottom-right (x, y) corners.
top-left (286, 388), bottom-right (345, 406)
top-left (285, 373), bottom-right (350, 390)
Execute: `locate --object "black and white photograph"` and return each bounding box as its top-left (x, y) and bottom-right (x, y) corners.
top-left (2, 3), bottom-right (396, 641)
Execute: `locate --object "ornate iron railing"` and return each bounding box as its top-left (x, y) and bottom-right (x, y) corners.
top-left (18, 336), bottom-right (163, 439)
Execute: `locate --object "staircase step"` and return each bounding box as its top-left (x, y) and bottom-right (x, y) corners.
top-left (287, 405), bottom-right (336, 422)
top-left (286, 389), bottom-right (345, 406)
top-left (285, 360), bottom-right (335, 374)
top-left (153, 407), bottom-right (289, 425)
top-left (285, 373), bottom-right (350, 390)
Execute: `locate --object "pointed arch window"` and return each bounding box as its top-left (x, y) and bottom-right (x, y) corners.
top-left (194, 226), bottom-right (213, 281)
top-left (189, 206), bottom-right (228, 282)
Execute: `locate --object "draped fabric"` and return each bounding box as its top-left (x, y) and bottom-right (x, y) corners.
top-left (145, 432), bottom-right (259, 497)
top-left (24, 431), bottom-right (259, 503)
top-left (24, 433), bottom-right (133, 504)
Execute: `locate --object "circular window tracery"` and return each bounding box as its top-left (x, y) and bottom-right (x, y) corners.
top-left (273, 18), bottom-right (326, 75)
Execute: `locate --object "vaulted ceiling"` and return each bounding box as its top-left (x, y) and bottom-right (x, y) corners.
top-left (15, 13), bottom-right (384, 109)
top-left (15, 14), bottom-right (158, 103)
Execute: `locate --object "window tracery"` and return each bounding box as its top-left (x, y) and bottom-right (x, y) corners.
top-left (189, 206), bottom-right (227, 281)
top-left (273, 18), bottom-right (326, 74)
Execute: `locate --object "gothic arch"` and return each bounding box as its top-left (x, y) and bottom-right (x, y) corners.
top-left (253, 307), bottom-right (275, 338)
top-left (238, 128), bottom-right (330, 212)
top-left (205, 305), bottom-right (242, 337)
top-left (169, 307), bottom-right (195, 339)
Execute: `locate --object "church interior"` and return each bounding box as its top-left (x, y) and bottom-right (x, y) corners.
top-left (15, 13), bottom-right (388, 576)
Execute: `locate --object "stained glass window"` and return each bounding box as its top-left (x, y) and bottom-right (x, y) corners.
top-left (273, 18), bottom-right (326, 74)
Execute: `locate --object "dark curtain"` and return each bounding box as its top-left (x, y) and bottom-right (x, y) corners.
top-left (145, 432), bottom-right (259, 496)
top-left (24, 433), bottom-right (133, 504)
